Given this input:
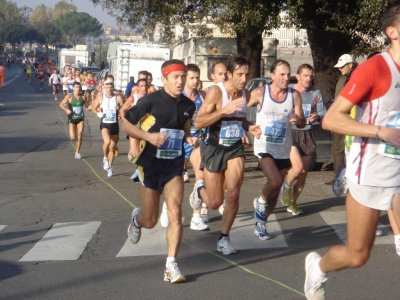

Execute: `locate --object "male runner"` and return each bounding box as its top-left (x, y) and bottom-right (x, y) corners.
top-left (50, 69), bottom-right (62, 100)
top-left (26, 63), bottom-right (32, 84)
top-left (0, 62), bottom-right (5, 88)
top-left (65, 73), bottom-right (75, 95)
top-left (190, 56), bottom-right (261, 254)
top-left (85, 72), bottom-right (96, 105)
top-left (279, 64), bottom-right (326, 215)
top-left (146, 72), bottom-right (157, 93)
top-left (59, 81), bottom-right (89, 159)
top-left (91, 78), bottom-right (124, 177)
top-left (124, 59), bottom-right (196, 283)
top-left (249, 59), bottom-right (306, 240)
top-left (304, 2), bottom-right (400, 299)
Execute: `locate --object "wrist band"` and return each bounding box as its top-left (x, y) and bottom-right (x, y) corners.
top-left (375, 126), bottom-right (381, 139)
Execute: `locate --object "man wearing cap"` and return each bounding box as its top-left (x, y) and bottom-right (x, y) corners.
top-left (123, 59), bottom-right (196, 283)
top-left (326, 54), bottom-right (358, 185)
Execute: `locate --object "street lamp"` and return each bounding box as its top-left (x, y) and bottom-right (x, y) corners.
top-left (182, 28), bottom-right (189, 40)
top-left (99, 38), bottom-right (102, 69)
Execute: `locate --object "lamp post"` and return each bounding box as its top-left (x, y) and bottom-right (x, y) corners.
top-left (99, 38), bottom-right (102, 69)
top-left (182, 28), bottom-right (189, 40)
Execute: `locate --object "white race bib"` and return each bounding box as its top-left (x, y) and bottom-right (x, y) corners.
top-left (219, 121), bottom-right (244, 146)
top-left (103, 109), bottom-right (117, 123)
top-left (264, 119), bottom-right (287, 144)
top-left (156, 128), bottom-right (184, 159)
top-left (378, 111), bottom-right (400, 159)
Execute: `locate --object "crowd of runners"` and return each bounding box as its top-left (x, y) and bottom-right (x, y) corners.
top-left (7, 1), bottom-right (400, 299)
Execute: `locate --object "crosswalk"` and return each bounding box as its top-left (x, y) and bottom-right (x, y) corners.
top-left (0, 211), bottom-right (395, 263)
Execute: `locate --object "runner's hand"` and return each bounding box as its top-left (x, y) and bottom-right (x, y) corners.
top-left (380, 127), bottom-right (400, 148)
top-left (290, 113), bottom-right (300, 125)
top-left (308, 113), bottom-right (317, 123)
top-left (186, 136), bottom-right (199, 148)
top-left (148, 132), bottom-right (168, 147)
top-left (241, 135), bottom-right (250, 144)
top-left (65, 109), bottom-right (72, 115)
top-left (223, 96), bottom-right (245, 116)
top-left (249, 124), bottom-right (262, 139)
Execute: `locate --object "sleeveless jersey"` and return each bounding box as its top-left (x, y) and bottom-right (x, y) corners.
top-left (203, 82), bottom-right (246, 148)
top-left (254, 85), bottom-right (295, 159)
top-left (346, 52), bottom-right (400, 187)
top-left (67, 79), bottom-right (74, 94)
top-left (182, 90), bottom-right (204, 138)
top-left (100, 90), bottom-right (119, 124)
top-left (69, 94), bottom-right (85, 121)
top-left (37, 68), bottom-right (45, 79)
top-left (51, 74), bottom-right (61, 84)
top-left (86, 78), bottom-right (95, 90)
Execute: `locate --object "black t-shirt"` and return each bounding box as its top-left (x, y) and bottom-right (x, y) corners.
top-left (125, 89), bottom-right (196, 171)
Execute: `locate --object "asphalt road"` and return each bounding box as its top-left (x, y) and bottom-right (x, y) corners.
top-left (0, 66), bottom-right (398, 300)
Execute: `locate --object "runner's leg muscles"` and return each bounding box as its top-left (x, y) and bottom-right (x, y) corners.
top-left (75, 121), bottom-right (84, 153)
top-left (101, 129), bottom-right (111, 157)
top-left (292, 155), bottom-right (312, 202)
top-left (136, 184), bottom-right (160, 228)
top-left (108, 135), bottom-right (119, 165)
top-left (202, 169), bottom-right (224, 209)
top-left (286, 146), bottom-right (303, 186)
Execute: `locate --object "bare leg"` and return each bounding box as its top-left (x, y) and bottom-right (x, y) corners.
top-left (108, 135), bottom-right (119, 166)
top-left (75, 121), bottom-right (84, 153)
top-left (292, 155), bottom-right (312, 203)
top-left (101, 129), bottom-right (111, 158)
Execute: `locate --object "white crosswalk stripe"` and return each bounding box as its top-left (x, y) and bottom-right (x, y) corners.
top-left (19, 222), bottom-right (101, 261)
top-left (0, 225), bottom-right (7, 232)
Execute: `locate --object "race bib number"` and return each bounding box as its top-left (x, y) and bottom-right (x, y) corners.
top-left (39, 71), bottom-right (44, 76)
top-left (88, 84), bottom-right (94, 90)
top-left (156, 129), bottom-right (184, 159)
top-left (103, 109), bottom-right (117, 123)
top-left (72, 106), bottom-right (83, 119)
top-left (378, 111), bottom-right (400, 159)
top-left (264, 119), bottom-right (287, 144)
top-left (219, 121), bottom-right (244, 146)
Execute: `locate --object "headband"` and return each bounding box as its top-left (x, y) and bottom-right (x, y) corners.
top-left (162, 64), bottom-right (187, 77)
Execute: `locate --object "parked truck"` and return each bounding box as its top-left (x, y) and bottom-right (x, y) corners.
top-left (172, 37), bottom-right (277, 88)
top-left (107, 42), bottom-right (171, 93)
top-left (57, 45), bottom-right (90, 75)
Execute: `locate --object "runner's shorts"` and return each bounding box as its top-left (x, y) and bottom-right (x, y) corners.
top-left (292, 129), bottom-right (316, 156)
top-left (68, 118), bottom-right (84, 125)
top-left (133, 166), bottom-right (183, 194)
top-left (86, 88), bottom-right (95, 94)
top-left (52, 83), bottom-right (60, 89)
top-left (258, 153), bottom-right (291, 171)
top-left (100, 122), bottom-right (119, 135)
top-left (199, 142), bottom-right (244, 173)
top-left (347, 179), bottom-right (400, 211)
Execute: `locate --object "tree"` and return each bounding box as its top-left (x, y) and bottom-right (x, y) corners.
top-left (0, 0), bottom-right (23, 23)
top-left (0, 22), bottom-right (29, 50)
top-left (29, 4), bottom-right (53, 26)
top-left (53, 0), bottom-right (77, 20)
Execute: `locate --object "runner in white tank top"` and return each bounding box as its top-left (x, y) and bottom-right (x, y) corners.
top-left (248, 59), bottom-right (305, 241)
top-left (304, 4), bottom-right (400, 298)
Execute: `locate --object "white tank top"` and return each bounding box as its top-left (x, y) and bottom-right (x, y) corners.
top-left (133, 94), bottom-right (139, 105)
top-left (253, 85), bottom-right (294, 159)
top-left (346, 51), bottom-right (400, 187)
top-left (100, 90), bottom-right (118, 124)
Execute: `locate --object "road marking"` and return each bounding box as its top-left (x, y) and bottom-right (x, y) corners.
top-left (320, 211), bottom-right (394, 244)
top-left (0, 225), bottom-right (7, 231)
top-left (117, 218), bottom-right (185, 257)
top-left (19, 221), bottom-right (101, 261)
top-left (230, 213), bottom-right (288, 249)
top-left (4, 67), bottom-right (21, 87)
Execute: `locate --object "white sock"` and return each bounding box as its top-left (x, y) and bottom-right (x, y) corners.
top-left (257, 196), bottom-right (267, 205)
top-left (394, 234), bottom-right (400, 245)
top-left (284, 183), bottom-right (291, 189)
top-left (104, 156), bottom-right (107, 160)
top-left (166, 257), bottom-right (176, 267)
top-left (312, 256), bottom-right (326, 278)
top-left (192, 213), bottom-right (201, 220)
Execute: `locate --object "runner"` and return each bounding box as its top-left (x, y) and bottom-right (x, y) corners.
top-left (26, 63), bottom-right (33, 84)
top-left (159, 64), bottom-right (209, 230)
top-left (91, 77), bottom-right (124, 177)
top-left (279, 64), bottom-right (326, 215)
top-left (85, 72), bottom-right (96, 105)
top-left (0, 62), bottom-right (5, 88)
top-left (36, 63), bottom-right (46, 90)
top-left (146, 72), bottom-right (157, 93)
top-left (249, 59), bottom-right (305, 240)
top-left (58, 81), bottom-right (89, 159)
top-left (49, 69), bottom-right (62, 101)
top-left (61, 73), bottom-right (69, 96)
top-left (124, 59), bottom-right (196, 283)
top-left (304, 3), bottom-right (400, 299)
top-left (190, 56), bottom-right (261, 254)
top-left (65, 73), bottom-right (75, 95)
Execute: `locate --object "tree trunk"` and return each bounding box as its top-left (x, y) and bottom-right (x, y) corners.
top-left (306, 25), bottom-right (352, 102)
top-left (236, 31), bottom-right (263, 79)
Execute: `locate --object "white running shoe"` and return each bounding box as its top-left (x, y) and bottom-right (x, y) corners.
top-left (304, 252), bottom-right (327, 300)
top-left (107, 168), bottom-right (114, 177)
top-left (200, 203), bottom-right (209, 223)
top-left (103, 158), bottom-right (110, 170)
top-left (183, 171), bottom-right (190, 183)
top-left (74, 152), bottom-right (82, 159)
top-left (217, 236), bottom-right (236, 255)
top-left (127, 208), bottom-right (142, 244)
top-left (164, 262), bottom-right (186, 283)
top-left (190, 179), bottom-right (205, 210)
top-left (55, 97), bottom-right (57, 101)
top-left (160, 202), bottom-right (169, 228)
top-left (190, 217), bottom-right (209, 231)
top-left (218, 200), bottom-right (226, 215)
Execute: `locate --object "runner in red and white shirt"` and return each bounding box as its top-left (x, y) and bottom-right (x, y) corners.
top-left (36, 63), bottom-right (46, 90)
top-left (304, 2), bottom-right (400, 299)
top-left (84, 72), bottom-right (96, 104)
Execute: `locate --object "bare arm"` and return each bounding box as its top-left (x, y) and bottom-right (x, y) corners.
top-left (248, 86), bottom-right (263, 108)
top-left (122, 120), bottom-right (167, 147)
top-left (90, 92), bottom-right (102, 116)
top-left (120, 96), bottom-right (135, 121)
top-left (59, 95), bottom-right (72, 115)
top-left (291, 90), bottom-right (306, 128)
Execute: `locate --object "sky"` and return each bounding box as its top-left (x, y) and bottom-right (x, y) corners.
top-left (16, 0), bottom-right (118, 27)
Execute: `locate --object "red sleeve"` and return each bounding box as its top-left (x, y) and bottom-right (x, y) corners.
top-left (340, 55), bottom-right (392, 105)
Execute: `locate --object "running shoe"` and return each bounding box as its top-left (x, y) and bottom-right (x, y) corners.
top-left (164, 262), bottom-right (186, 283)
top-left (128, 152), bottom-right (134, 163)
top-left (53, 91), bottom-right (55, 94)
top-left (74, 152), bottom-right (82, 159)
top-left (375, 229), bottom-right (384, 237)
top-left (279, 183), bottom-right (292, 207)
top-left (287, 202), bottom-right (303, 215)
top-left (396, 244), bottom-right (400, 256)
top-left (114, 147), bottom-right (119, 157)
top-left (200, 203), bottom-right (209, 223)
top-left (218, 200), bottom-right (226, 215)
top-left (304, 252), bottom-right (327, 300)
top-left (189, 179), bottom-right (205, 210)
top-left (127, 208), bottom-right (142, 244)
top-left (55, 97), bottom-right (57, 101)
top-left (254, 223), bottom-right (271, 240)
top-left (160, 202), bottom-right (169, 228)
top-left (107, 168), bottom-right (114, 177)
top-left (253, 197), bottom-right (267, 224)
top-left (183, 171), bottom-right (190, 183)
top-left (103, 158), bottom-right (110, 170)
top-left (217, 236), bottom-right (236, 255)
top-left (332, 167), bottom-right (346, 197)
top-left (190, 217), bottom-right (209, 231)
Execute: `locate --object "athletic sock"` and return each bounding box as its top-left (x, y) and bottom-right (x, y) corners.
top-left (284, 183), bottom-right (291, 189)
top-left (166, 257), bottom-right (176, 267)
top-left (183, 169), bottom-right (187, 173)
top-left (192, 213), bottom-right (201, 220)
top-left (312, 256), bottom-right (326, 278)
top-left (257, 196), bottom-right (267, 205)
top-left (218, 232), bottom-right (229, 240)
top-left (394, 235), bottom-right (400, 246)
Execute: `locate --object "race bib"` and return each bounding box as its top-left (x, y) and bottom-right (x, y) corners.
top-left (72, 106), bottom-right (83, 119)
top-left (264, 119), bottom-right (287, 144)
top-left (219, 121), bottom-right (244, 146)
top-left (82, 86), bottom-right (87, 91)
top-left (378, 111), bottom-right (400, 159)
top-left (39, 71), bottom-right (44, 76)
top-left (156, 128), bottom-right (184, 159)
top-left (88, 84), bottom-right (94, 90)
top-left (103, 109), bottom-right (117, 123)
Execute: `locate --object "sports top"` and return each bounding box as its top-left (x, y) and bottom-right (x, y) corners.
top-left (100, 90), bottom-right (119, 124)
top-left (69, 93), bottom-right (85, 121)
top-left (182, 89), bottom-right (204, 138)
